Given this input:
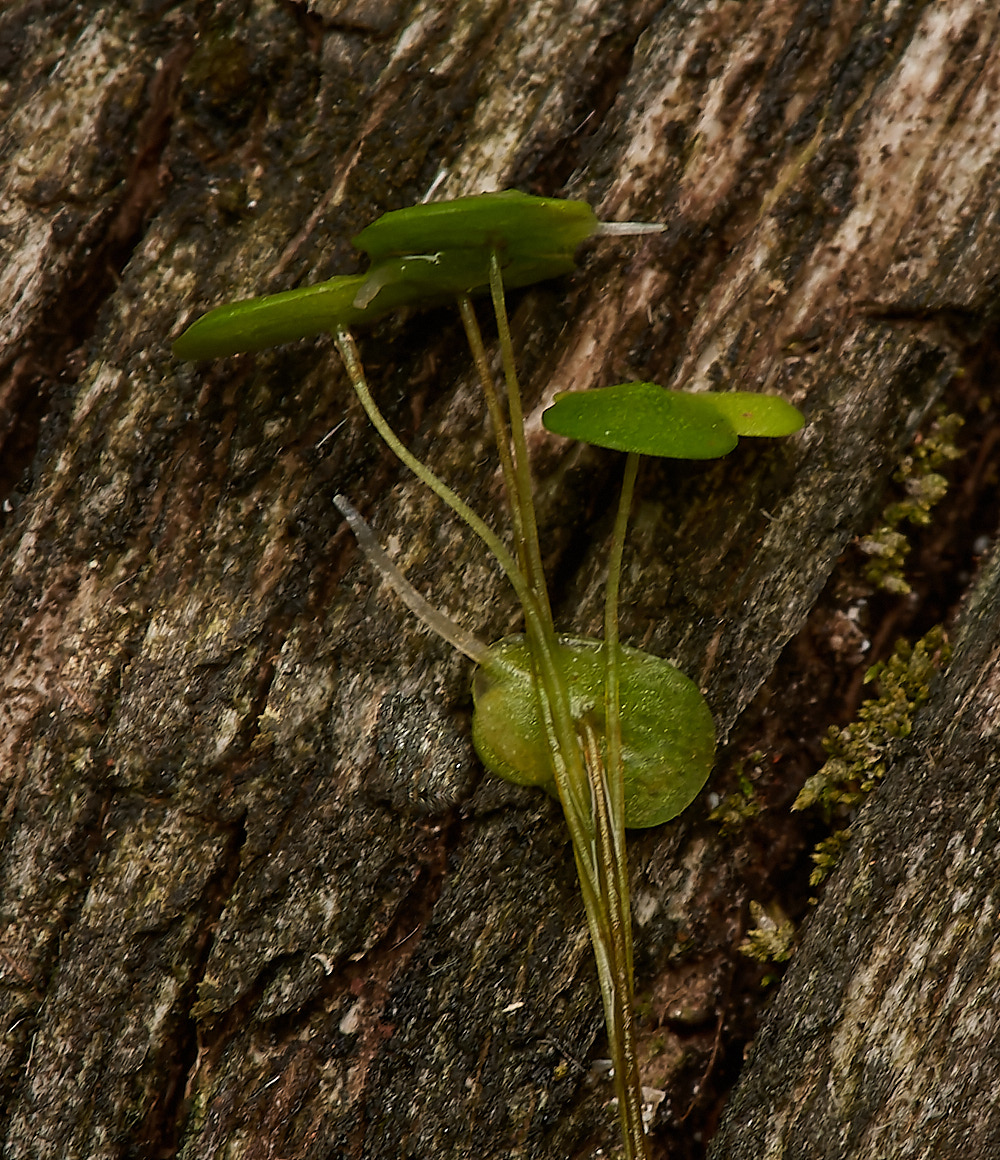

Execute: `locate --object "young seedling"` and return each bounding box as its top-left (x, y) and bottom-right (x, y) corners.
top-left (173, 191), bottom-right (803, 1159)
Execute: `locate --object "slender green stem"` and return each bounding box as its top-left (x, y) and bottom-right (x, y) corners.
top-left (480, 258), bottom-right (648, 1158)
top-left (604, 452), bottom-right (639, 975)
top-left (479, 257), bottom-right (600, 839)
top-left (578, 719), bottom-right (650, 1160)
top-left (333, 325), bottom-right (533, 616)
top-left (337, 282), bottom-right (650, 1158)
top-left (599, 452), bottom-right (649, 1160)
top-left (459, 290), bottom-right (593, 830)
top-left (335, 323), bottom-right (591, 839)
top-left (457, 295), bottom-right (529, 580)
top-left (487, 252), bottom-right (553, 627)
top-left (471, 266), bottom-right (596, 836)
top-left (460, 294), bottom-right (597, 828)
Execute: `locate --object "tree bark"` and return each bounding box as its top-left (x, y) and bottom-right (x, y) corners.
top-left (708, 536), bottom-right (1000, 1160)
top-left (1, 2), bottom-right (998, 1159)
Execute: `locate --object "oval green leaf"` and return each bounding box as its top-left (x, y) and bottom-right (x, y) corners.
top-left (543, 381), bottom-right (739, 459)
top-left (697, 391), bottom-right (804, 437)
top-left (472, 635), bottom-right (716, 829)
top-left (172, 192), bottom-right (596, 359)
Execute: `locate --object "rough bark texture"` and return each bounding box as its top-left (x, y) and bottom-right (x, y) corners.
top-left (709, 539), bottom-right (1000, 1159)
top-left (1, 2), bottom-right (998, 1159)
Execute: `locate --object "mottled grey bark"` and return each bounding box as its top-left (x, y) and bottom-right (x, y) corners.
top-left (709, 542), bottom-right (1000, 1160)
top-left (1, 2), bottom-right (998, 1159)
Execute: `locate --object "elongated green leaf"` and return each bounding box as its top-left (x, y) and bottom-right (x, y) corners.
top-left (172, 275), bottom-right (372, 359)
top-left (353, 190), bottom-right (598, 265)
top-left (352, 248), bottom-right (578, 310)
top-left (473, 635), bottom-right (715, 828)
top-left (696, 390), bottom-right (804, 436)
top-left (172, 246), bottom-right (584, 359)
top-left (543, 381), bottom-right (739, 459)
top-left (173, 192), bottom-right (598, 359)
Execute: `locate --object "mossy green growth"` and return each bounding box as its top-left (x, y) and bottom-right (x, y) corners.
top-left (859, 410), bottom-right (963, 594)
top-left (708, 760), bottom-right (763, 834)
top-left (807, 829), bottom-right (853, 888)
top-left (794, 624), bottom-right (951, 823)
top-left (738, 900), bottom-right (796, 964)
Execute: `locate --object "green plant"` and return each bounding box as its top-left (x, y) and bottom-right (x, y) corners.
top-left (794, 625), bottom-right (949, 817)
top-left (173, 191), bottom-right (803, 1159)
top-left (859, 410), bottom-right (963, 594)
top-left (794, 625), bottom-right (950, 887)
top-left (738, 899), bottom-right (796, 965)
top-left (709, 759), bottom-right (764, 835)
top-left (172, 191), bottom-right (660, 359)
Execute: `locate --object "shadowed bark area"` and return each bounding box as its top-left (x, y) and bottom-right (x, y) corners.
top-left (709, 543), bottom-right (1000, 1160)
top-left (1, 2), bottom-right (998, 1158)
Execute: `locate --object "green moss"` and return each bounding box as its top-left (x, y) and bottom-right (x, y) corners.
top-left (738, 900), bottom-right (796, 964)
top-left (709, 758), bottom-right (763, 834)
top-left (794, 626), bottom-right (951, 880)
top-left (859, 410), bottom-right (963, 594)
top-left (807, 829), bottom-right (853, 887)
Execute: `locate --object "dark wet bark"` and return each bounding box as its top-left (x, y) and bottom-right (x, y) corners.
top-left (2, 2), bottom-right (998, 1158)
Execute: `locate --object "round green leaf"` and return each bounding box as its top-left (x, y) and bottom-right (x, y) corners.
top-left (543, 381), bottom-right (739, 459)
top-left (472, 635), bottom-right (716, 829)
top-left (696, 391), bottom-right (804, 437)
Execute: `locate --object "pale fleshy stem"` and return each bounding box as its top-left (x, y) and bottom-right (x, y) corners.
top-left (593, 221), bottom-right (666, 237)
top-left (334, 494), bottom-right (493, 667)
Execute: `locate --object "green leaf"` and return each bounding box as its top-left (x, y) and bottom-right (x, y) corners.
top-left (352, 247), bottom-right (579, 311)
top-left (353, 190), bottom-right (598, 265)
top-left (472, 635), bottom-right (716, 828)
top-left (696, 391), bottom-right (804, 437)
top-left (172, 192), bottom-right (598, 359)
top-left (543, 382), bottom-right (804, 458)
top-left (172, 275), bottom-right (372, 359)
top-left (543, 381), bottom-right (739, 459)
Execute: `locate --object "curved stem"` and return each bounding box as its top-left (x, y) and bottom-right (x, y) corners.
top-left (333, 326), bottom-right (534, 616)
top-left (333, 494), bottom-right (494, 667)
